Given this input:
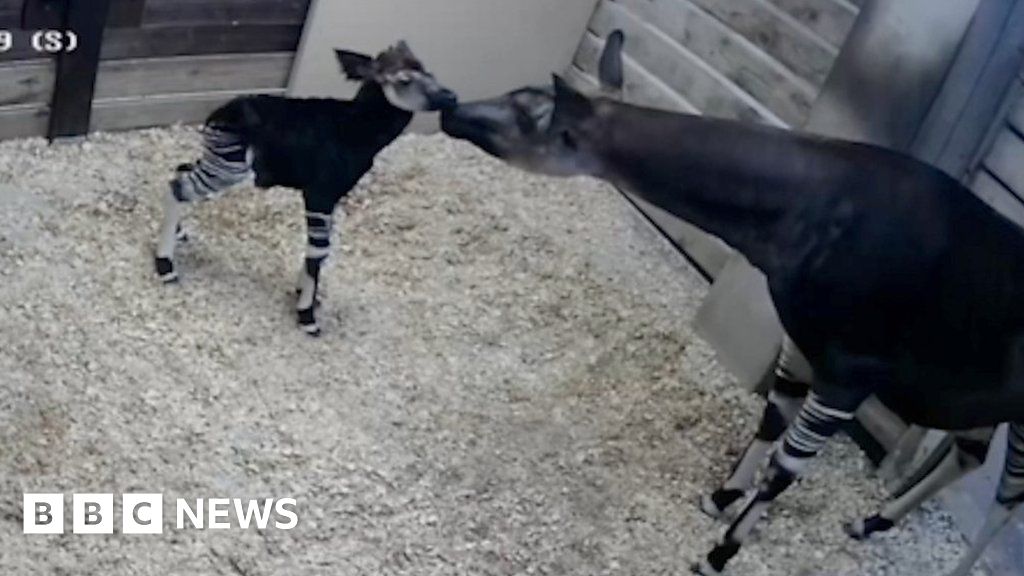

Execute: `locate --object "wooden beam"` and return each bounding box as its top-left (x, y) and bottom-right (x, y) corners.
top-left (141, 0), bottom-right (311, 26)
top-left (94, 53), bottom-right (293, 99)
top-left (90, 88), bottom-right (284, 132)
top-left (101, 24), bottom-right (304, 60)
top-left (47, 0), bottom-right (112, 139)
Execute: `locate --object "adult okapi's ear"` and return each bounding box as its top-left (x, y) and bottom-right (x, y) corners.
top-left (334, 49), bottom-right (375, 80)
top-left (598, 30), bottom-right (625, 94)
top-left (552, 74), bottom-right (593, 118)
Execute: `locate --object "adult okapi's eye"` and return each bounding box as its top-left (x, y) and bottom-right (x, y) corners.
top-left (514, 106), bottom-right (537, 134)
top-left (560, 130), bottom-right (578, 151)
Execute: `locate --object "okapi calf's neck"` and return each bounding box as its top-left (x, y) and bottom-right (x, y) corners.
top-left (441, 31), bottom-right (1024, 576)
top-left (154, 42), bottom-right (457, 336)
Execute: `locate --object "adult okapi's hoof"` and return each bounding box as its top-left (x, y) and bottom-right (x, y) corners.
top-left (843, 515), bottom-right (894, 540)
top-left (297, 308), bottom-right (321, 337)
top-left (699, 489), bottom-right (745, 521)
top-left (155, 257), bottom-right (179, 284)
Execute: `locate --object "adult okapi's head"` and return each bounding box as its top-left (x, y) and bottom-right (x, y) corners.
top-left (336, 41), bottom-right (458, 112)
top-left (440, 30), bottom-right (625, 177)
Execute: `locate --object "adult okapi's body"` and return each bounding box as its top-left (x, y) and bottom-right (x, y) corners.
top-left (441, 31), bottom-right (1024, 576)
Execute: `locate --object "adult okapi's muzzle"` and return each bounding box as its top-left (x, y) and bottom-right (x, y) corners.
top-left (440, 100), bottom-right (512, 158)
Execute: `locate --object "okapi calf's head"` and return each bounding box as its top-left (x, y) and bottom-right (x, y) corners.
top-left (441, 31), bottom-right (625, 177)
top-left (337, 41), bottom-right (458, 112)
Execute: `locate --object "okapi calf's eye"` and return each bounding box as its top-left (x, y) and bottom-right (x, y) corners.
top-left (154, 41), bottom-right (457, 336)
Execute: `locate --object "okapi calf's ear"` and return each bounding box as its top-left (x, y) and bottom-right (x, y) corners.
top-left (335, 49), bottom-right (375, 80)
top-left (598, 29), bottom-right (625, 94)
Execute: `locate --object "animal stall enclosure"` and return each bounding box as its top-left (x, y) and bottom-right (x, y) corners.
top-left (0, 0), bottom-right (1022, 574)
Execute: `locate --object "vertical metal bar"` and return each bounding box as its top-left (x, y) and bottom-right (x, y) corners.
top-left (47, 0), bottom-right (112, 140)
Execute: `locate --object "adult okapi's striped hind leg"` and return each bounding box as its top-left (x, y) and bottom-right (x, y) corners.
top-left (844, 428), bottom-right (993, 540)
top-left (702, 336), bottom-right (811, 519)
top-left (944, 422), bottom-right (1024, 576)
top-left (154, 126), bottom-right (253, 283)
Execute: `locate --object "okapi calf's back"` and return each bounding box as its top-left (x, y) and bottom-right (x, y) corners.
top-left (441, 30), bottom-right (1024, 576)
top-left (155, 42), bottom-right (456, 336)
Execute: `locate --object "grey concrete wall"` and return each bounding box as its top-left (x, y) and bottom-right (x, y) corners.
top-left (288, 0), bottom-right (599, 132)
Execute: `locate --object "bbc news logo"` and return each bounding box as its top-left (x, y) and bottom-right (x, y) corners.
top-left (23, 494), bottom-right (298, 534)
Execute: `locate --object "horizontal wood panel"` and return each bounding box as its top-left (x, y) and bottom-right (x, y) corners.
top-left (100, 24), bottom-right (304, 60)
top-left (90, 88), bottom-right (285, 132)
top-left (0, 103), bottom-right (49, 139)
top-left (588, 2), bottom-right (782, 125)
top-left (764, 0), bottom-right (857, 47)
top-left (982, 127), bottom-right (1024, 198)
top-left (95, 53), bottom-right (293, 99)
top-left (575, 33), bottom-right (698, 113)
top-left (973, 169), bottom-right (1024, 229)
top-left (0, 60), bottom-right (54, 106)
top-left (142, 0), bottom-right (311, 26)
top-left (610, 0), bottom-right (814, 125)
top-left (686, 0), bottom-right (837, 86)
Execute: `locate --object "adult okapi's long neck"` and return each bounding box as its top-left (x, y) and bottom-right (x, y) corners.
top-left (591, 102), bottom-right (850, 275)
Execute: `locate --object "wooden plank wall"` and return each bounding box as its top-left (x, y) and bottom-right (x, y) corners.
top-left (0, 0), bottom-right (56, 139)
top-left (0, 0), bottom-right (310, 139)
top-left (90, 0), bottom-right (309, 132)
top-left (970, 76), bottom-right (1024, 228)
top-left (568, 0), bottom-right (860, 275)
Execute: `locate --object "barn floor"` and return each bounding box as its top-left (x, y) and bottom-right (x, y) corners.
top-left (0, 128), bottom-right (985, 575)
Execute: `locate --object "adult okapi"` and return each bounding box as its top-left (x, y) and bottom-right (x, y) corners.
top-left (440, 30), bottom-right (1024, 576)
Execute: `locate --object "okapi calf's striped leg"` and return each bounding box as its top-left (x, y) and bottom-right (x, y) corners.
top-left (945, 423), bottom-right (1024, 576)
top-left (844, 429), bottom-right (992, 540)
top-left (154, 127), bottom-right (253, 283)
top-left (295, 202), bottom-right (335, 337)
top-left (693, 389), bottom-right (867, 575)
top-left (703, 336), bottom-right (812, 519)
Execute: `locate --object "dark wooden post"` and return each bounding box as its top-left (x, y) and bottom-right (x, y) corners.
top-left (46, 0), bottom-right (113, 140)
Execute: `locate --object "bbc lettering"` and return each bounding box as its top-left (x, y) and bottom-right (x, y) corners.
top-left (23, 494), bottom-right (298, 534)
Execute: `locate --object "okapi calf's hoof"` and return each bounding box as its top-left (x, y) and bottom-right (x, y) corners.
top-left (297, 307), bottom-right (321, 337)
top-left (843, 515), bottom-right (895, 540)
top-left (700, 489), bottom-right (746, 521)
top-left (155, 257), bottom-right (179, 284)
top-left (690, 558), bottom-right (725, 576)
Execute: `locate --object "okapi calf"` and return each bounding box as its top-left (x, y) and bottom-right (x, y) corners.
top-left (441, 31), bottom-right (1024, 576)
top-left (155, 42), bottom-right (457, 335)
